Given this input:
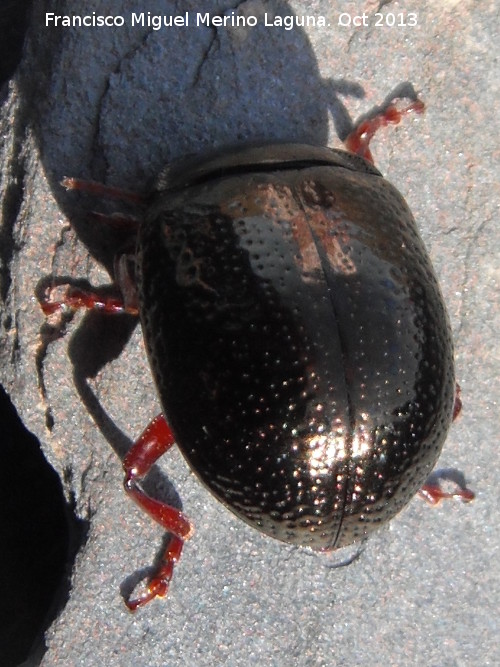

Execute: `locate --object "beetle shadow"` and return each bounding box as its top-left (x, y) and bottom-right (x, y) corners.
top-left (35, 273), bottom-right (184, 510)
top-left (66, 310), bottom-right (184, 510)
top-left (20, 1), bottom-right (370, 272)
top-left (26, 2), bottom-right (365, 467)
top-left (65, 308), bottom-right (187, 604)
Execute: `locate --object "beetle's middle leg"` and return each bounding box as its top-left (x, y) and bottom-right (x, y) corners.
top-left (37, 250), bottom-right (139, 317)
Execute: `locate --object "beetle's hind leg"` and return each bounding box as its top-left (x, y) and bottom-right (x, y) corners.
top-left (418, 469), bottom-right (475, 505)
top-left (122, 414), bottom-right (193, 611)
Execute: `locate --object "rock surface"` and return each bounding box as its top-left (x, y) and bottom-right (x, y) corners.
top-left (1, 1), bottom-right (498, 665)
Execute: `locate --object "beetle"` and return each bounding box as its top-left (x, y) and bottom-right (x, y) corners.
top-left (39, 97), bottom-right (473, 610)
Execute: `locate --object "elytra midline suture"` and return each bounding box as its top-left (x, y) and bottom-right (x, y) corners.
top-left (45, 11), bottom-right (328, 30)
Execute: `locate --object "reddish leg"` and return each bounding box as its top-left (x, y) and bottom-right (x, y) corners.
top-left (62, 177), bottom-right (146, 204)
top-left (419, 383), bottom-right (474, 505)
top-left (39, 283), bottom-right (139, 317)
top-left (344, 98), bottom-right (425, 164)
top-left (418, 478), bottom-right (475, 506)
top-left (39, 177), bottom-right (144, 317)
top-left (123, 414), bottom-right (193, 611)
top-left (420, 457), bottom-right (475, 503)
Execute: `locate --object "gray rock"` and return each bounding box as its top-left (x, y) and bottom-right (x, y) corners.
top-left (1, 1), bottom-right (498, 665)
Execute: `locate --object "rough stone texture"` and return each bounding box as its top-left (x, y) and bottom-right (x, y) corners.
top-left (0, 0), bottom-right (498, 665)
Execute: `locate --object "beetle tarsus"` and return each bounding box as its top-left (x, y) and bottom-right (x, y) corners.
top-left (125, 535), bottom-right (183, 611)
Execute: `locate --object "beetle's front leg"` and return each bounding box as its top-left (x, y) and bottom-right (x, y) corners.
top-left (345, 98), bottom-right (425, 163)
top-left (123, 414), bottom-right (193, 611)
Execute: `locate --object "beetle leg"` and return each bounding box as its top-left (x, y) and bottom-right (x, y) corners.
top-left (89, 210), bottom-right (141, 232)
top-left (419, 468), bottom-right (475, 506)
top-left (418, 483), bottom-right (475, 505)
top-left (345, 98), bottom-right (425, 163)
top-left (453, 383), bottom-right (462, 420)
top-left (122, 414), bottom-right (193, 611)
top-left (114, 254), bottom-right (140, 313)
top-left (38, 280), bottom-right (139, 316)
top-left (61, 177), bottom-right (146, 204)
top-left (418, 385), bottom-right (472, 503)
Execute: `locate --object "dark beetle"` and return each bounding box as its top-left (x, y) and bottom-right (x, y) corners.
top-left (41, 99), bottom-right (470, 609)
top-left (141, 140), bottom-right (455, 549)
